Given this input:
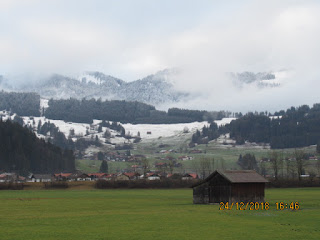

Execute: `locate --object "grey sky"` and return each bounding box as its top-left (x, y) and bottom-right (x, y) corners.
top-left (1, 0), bottom-right (320, 112)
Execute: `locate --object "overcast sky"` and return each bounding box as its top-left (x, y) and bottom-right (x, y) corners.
top-left (1, 0), bottom-right (320, 112)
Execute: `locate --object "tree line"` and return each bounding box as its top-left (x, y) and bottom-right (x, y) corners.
top-left (44, 98), bottom-right (228, 124)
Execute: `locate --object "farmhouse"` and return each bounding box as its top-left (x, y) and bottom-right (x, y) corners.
top-left (192, 170), bottom-right (268, 204)
top-left (30, 174), bottom-right (52, 182)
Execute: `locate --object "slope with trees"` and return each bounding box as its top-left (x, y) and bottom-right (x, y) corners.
top-left (0, 120), bottom-right (75, 175)
top-left (0, 91), bottom-right (40, 117)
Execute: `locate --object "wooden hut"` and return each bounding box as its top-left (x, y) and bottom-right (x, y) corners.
top-left (192, 170), bottom-right (268, 204)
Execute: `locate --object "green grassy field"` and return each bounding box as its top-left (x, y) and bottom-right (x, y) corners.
top-left (0, 188), bottom-right (319, 240)
top-left (76, 159), bottom-right (129, 173)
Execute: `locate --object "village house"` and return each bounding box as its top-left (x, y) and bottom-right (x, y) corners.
top-left (123, 172), bottom-right (141, 180)
top-left (114, 172), bottom-right (141, 181)
top-left (115, 173), bottom-right (130, 181)
top-left (88, 173), bottom-right (108, 180)
top-left (69, 172), bottom-right (90, 181)
top-left (0, 173), bottom-right (18, 182)
top-left (30, 174), bottom-right (53, 182)
top-left (0, 173), bottom-right (26, 183)
top-left (192, 170), bottom-right (268, 204)
top-left (54, 173), bottom-right (73, 181)
top-left (146, 172), bottom-right (161, 180)
top-left (182, 173), bottom-right (198, 180)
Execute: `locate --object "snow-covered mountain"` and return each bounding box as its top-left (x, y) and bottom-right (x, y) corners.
top-left (0, 70), bottom-right (186, 107)
top-left (0, 69), bottom-right (291, 109)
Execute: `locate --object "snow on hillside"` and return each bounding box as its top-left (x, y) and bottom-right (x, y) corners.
top-left (215, 118), bottom-right (236, 126)
top-left (123, 118), bottom-right (236, 140)
top-left (21, 116), bottom-right (128, 144)
top-left (77, 73), bottom-right (103, 85)
top-left (123, 122), bottom-right (209, 140)
top-left (0, 107), bottom-right (237, 146)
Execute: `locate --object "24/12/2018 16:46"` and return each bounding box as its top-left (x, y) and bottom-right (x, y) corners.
top-left (219, 202), bottom-right (300, 210)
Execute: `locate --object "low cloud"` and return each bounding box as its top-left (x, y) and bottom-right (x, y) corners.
top-left (1, 1), bottom-right (320, 112)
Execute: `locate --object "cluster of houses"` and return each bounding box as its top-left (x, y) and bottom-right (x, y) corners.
top-left (0, 173), bottom-right (26, 183)
top-left (0, 171), bottom-right (199, 183)
top-left (81, 151), bottom-right (147, 162)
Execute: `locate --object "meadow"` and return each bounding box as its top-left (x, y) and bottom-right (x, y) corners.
top-left (0, 188), bottom-right (319, 240)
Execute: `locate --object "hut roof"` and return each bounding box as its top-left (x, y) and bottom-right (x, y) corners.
top-left (193, 170), bottom-right (268, 187)
top-left (216, 170), bottom-right (268, 183)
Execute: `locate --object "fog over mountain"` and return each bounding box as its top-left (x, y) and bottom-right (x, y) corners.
top-left (0, 70), bottom-right (187, 106)
top-left (1, 1), bottom-right (320, 112)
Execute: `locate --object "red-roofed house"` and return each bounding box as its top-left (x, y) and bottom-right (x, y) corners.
top-left (146, 172), bottom-right (161, 180)
top-left (123, 172), bottom-right (141, 180)
top-left (182, 173), bottom-right (198, 180)
top-left (54, 173), bottom-right (73, 181)
top-left (88, 173), bottom-right (108, 180)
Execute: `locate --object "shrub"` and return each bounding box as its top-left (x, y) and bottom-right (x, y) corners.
top-left (95, 179), bottom-right (199, 189)
top-left (0, 183), bottom-right (24, 190)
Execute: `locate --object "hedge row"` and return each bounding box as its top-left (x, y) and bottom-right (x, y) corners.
top-left (95, 179), bottom-right (198, 189)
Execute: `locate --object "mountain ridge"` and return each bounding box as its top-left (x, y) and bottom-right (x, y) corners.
top-left (0, 69), bottom-right (186, 106)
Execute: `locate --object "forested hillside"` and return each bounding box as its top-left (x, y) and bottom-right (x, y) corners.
top-left (228, 104), bottom-right (320, 148)
top-left (0, 91), bottom-right (40, 116)
top-left (191, 104), bottom-right (320, 149)
top-left (44, 98), bottom-right (228, 124)
top-left (0, 120), bottom-right (75, 175)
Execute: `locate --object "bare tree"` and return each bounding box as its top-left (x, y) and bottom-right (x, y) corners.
top-left (269, 151), bottom-right (280, 181)
top-left (259, 161), bottom-right (266, 177)
top-left (278, 151), bottom-right (284, 179)
top-left (294, 150), bottom-right (306, 181)
top-left (190, 160), bottom-right (200, 176)
top-left (199, 157), bottom-right (211, 179)
top-left (141, 157), bottom-right (150, 179)
top-left (285, 157), bottom-right (296, 179)
top-left (167, 158), bottom-right (175, 175)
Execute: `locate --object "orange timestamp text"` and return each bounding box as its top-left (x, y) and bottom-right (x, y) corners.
top-left (219, 201), bottom-right (300, 211)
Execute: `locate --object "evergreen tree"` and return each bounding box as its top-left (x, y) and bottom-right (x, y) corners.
top-left (99, 160), bottom-right (108, 173)
top-left (97, 151), bottom-right (104, 160)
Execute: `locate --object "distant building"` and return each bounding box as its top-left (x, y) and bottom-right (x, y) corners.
top-left (30, 174), bottom-right (53, 182)
top-left (192, 170), bottom-right (268, 204)
top-left (54, 173), bottom-right (73, 181)
top-left (182, 173), bottom-right (198, 180)
top-left (123, 172), bottom-right (141, 180)
top-left (88, 173), bottom-right (108, 180)
top-left (146, 172), bottom-right (161, 180)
